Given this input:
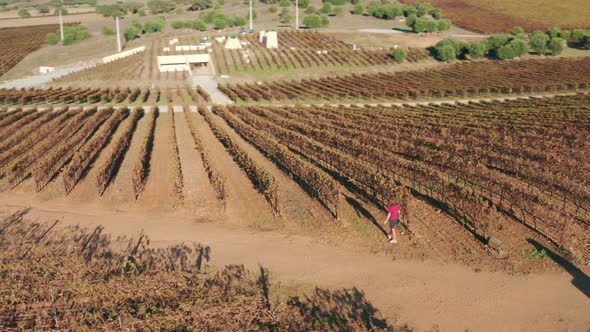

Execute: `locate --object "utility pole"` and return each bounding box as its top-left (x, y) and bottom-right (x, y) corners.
top-left (295, 0), bottom-right (299, 30)
top-left (115, 16), bottom-right (122, 52)
top-left (59, 10), bottom-right (64, 41)
top-left (249, 0), bottom-right (253, 31)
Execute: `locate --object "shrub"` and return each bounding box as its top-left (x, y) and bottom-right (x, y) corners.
top-left (279, 0), bottom-right (289, 7)
top-left (511, 26), bottom-right (524, 35)
top-left (228, 15), bottom-right (246, 26)
top-left (189, 19), bottom-right (207, 31)
top-left (102, 26), bottom-right (115, 36)
top-left (125, 26), bottom-right (140, 41)
top-left (581, 34), bottom-right (590, 49)
top-left (320, 15), bottom-right (329, 27)
top-left (172, 20), bottom-right (186, 29)
top-left (333, 6), bottom-right (343, 15)
top-left (123, 2), bottom-right (143, 13)
top-left (189, 0), bottom-right (212, 11)
top-left (269, 5), bottom-right (277, 13)
top-left (38, 5), bottom-right (50, 14)
top-left (321, 3), bottom-right (331, 14)
top-left (144, 19), bottom-right (165, 33)
top-left (147, 0), bottom-right (175, 14)
top-left (548, 37), bottom-right (564, 55)
top-left (330, 0), bottom-right (346, 5)
top-left (18, 8), bottom-right (30, 17)
top-left (46, 32), bottom-right (59, 45)
top-left (213, 17), bottom-right (227, 29)
top-left (388, 48), bottom-right (406, 62)
top-left (138, 8), bottom-right (146, 16)
top-left (63, 33), bottom-right (76, 45)
top-left (352, 4), bottom-right (363, 15)
top-left (304, 6), bottom-right (315, 14)
top-left (279, 8), bottom-right (292, 23)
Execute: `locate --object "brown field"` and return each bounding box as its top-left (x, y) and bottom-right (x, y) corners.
top-left (401, 0), bottom-right (590, 33)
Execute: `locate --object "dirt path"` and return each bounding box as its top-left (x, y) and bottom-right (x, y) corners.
top-left (1, 204), bottom-right (588, 332)
top-left (103, 111), bottom-right (148, 206)
top-left (186, 110), bottom-right (275, 227)
top-left (137, 112), bottom-right (175, 211)
top-left (207, 110), bottom-right (335, 228)
top-left (173, 111), bottom-right (219, 215)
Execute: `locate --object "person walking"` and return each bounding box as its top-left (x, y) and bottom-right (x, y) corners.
top-left (383, 204), bottom-right (401, 244)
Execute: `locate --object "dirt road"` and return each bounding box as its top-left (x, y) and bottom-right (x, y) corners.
top-left (2, 203), bottom-right (588, 332)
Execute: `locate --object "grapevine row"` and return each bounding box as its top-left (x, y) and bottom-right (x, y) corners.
top-left (132, 109), bottom-right (158, 199)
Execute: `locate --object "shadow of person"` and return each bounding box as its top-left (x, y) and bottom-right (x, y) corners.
top-left (345, 195), bottom-right (388, 237)
top-left (527, 238), bottom-right (590, 299)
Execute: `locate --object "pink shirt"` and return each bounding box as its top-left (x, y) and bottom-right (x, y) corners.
top-left (388, 205), bottom-right (400, 220)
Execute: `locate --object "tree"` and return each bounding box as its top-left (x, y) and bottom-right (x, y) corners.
top-left (123, 2), bottom-right (144, 13)
top-left (437, 44), bottom-right (456, 62)
top-left (405, 14), bottom-right (417, 26)
top-left (415, 2), bottom-right (433, 17)
top-left (559, 30), bottom-right (571, 39)
top-left (147, 0), bottom-right (176, 14)
top-left (572, 29), bottom-right (586, 39)
top-left (303, 14), bottom-right (321, 28)
top-left (96, 4), bottom-right (126, 18)
top-left (581, 34), bottom-right (590, 49)
top-left (46, 32), bottom-right (59, 45)
top-left (548, 27), bottom-right (561, 39)
top-left (530, 31), bottom-right (549, 54)
top-left (388, 48), bottom-right (406, 63)
top-left (485, 34), bottom-right (510, 51)
top-left (125, 26), bottom-right (140, 41)
top-left (510, 39), bottom-right (529, 57)
top-left (430, 7), bottom-right (442, 19)
top-left (436, 19), bottom-right (451, 32)
top-left (548, 37), bottom-right (564, 55)
top-left (467, 42), bottom-right (486, 59)
top-left (511, 26), bottom-right (524, 35)
top-left (144, 19), bottom-right (165, 33)
top-left (298, 0), bottom-right (309, 8)
top-left (352, 4), bottom-right (363, 15)
top-left (497, 44), bottom-right (516, 60)
top-left (18, 8), bottom-right (31, 18)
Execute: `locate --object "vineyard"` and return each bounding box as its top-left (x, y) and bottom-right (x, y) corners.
top-left (0, 86), bottom-right (210, 107)
top-left (0, 93), bottom-right (587, 268)
top-left (0, 211), bottom-right (398, 331)
top-left (399, 0), bottom-right (590, 33)
top-left (0, 24), bottom-right (78, 77)
top-left (219, 56), bottom-right (590, 103)
top-left (212, 94), bottom-right (590, 265)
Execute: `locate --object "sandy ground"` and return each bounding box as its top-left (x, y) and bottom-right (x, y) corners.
top-left (0, 202), bottom-right (588, 332)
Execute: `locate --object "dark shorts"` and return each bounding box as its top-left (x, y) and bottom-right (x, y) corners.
top-left (389, 219), bottom-right (399, 229)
